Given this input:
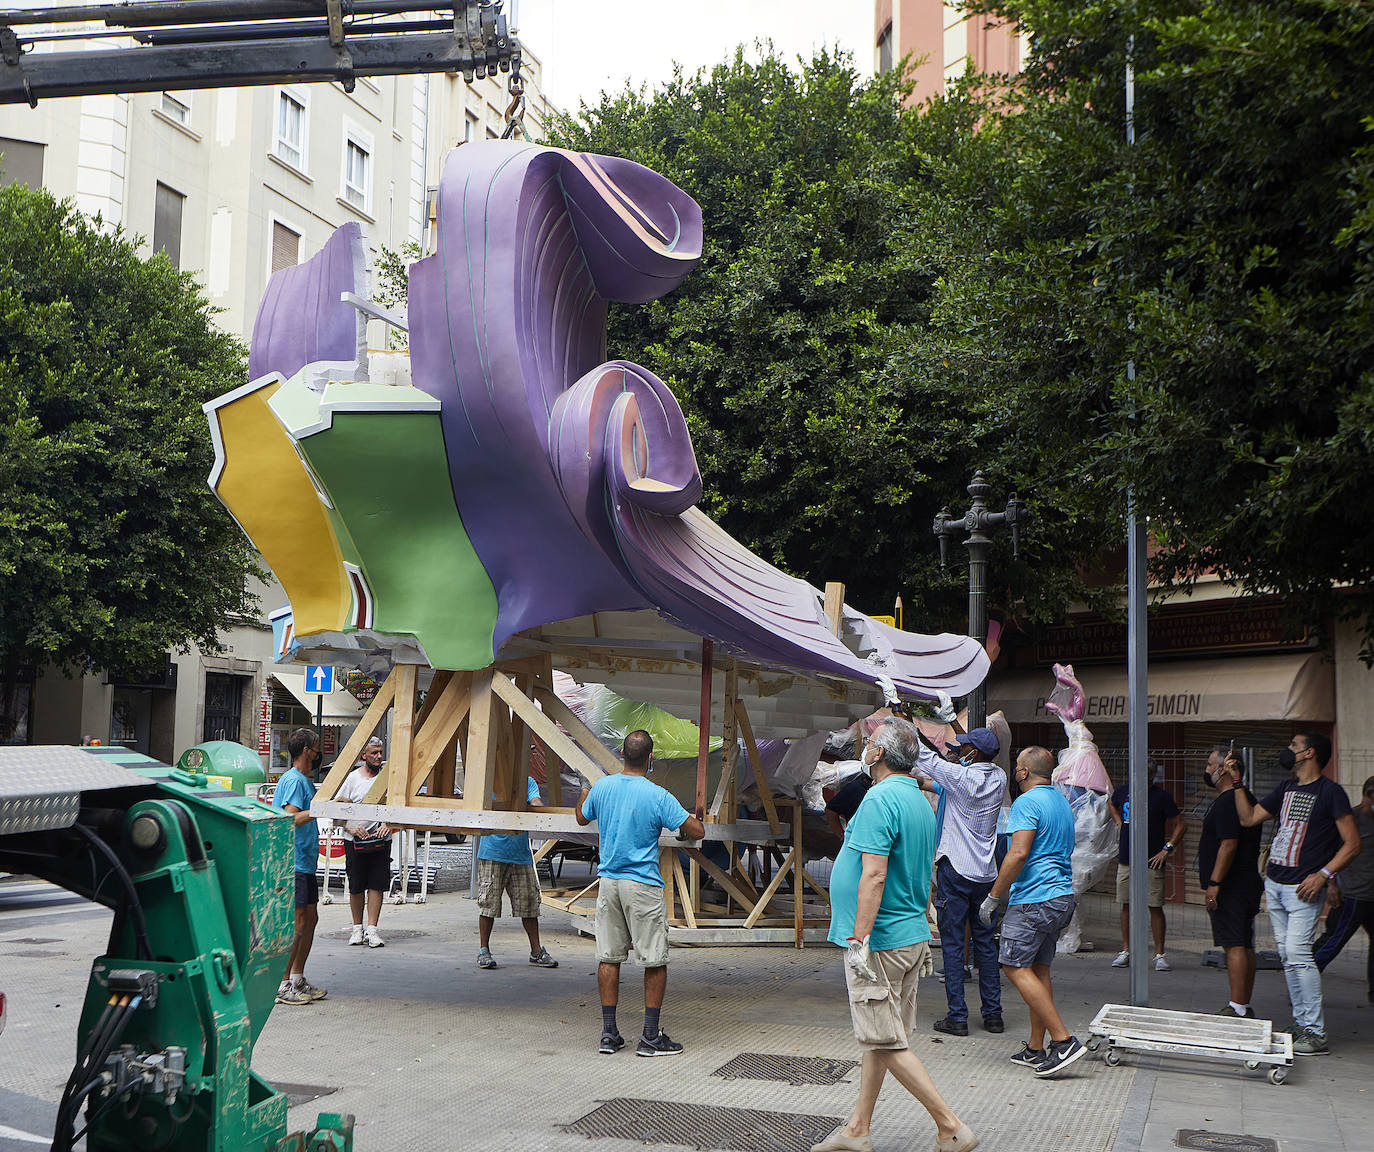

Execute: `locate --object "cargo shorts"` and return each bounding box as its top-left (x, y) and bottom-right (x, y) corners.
top-left (842, 941), bottom-right (930, 1050)
top-left (998, 894), bottom-right (1076, 968)
top-left (595, 877), bottom-right (670, 967)
top-left (476, 859), bottom-right (542, 919)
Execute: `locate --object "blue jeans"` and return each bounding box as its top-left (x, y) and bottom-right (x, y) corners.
top-left (934, 857), bottom-right (1001, 1022)
top-left (1265, 876), bottom-right (1325, 1036)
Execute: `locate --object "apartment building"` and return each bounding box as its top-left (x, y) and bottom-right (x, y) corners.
top-left (875, 0), bottom-right (1021, 102)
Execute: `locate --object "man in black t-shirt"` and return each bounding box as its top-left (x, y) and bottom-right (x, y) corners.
top-left (1197, 748), bottom-right (1263, 1017)
top-left (1234, 731), bottom-right (1361, 1056)
top-left (1109, 772), bottom-right (1187, 971)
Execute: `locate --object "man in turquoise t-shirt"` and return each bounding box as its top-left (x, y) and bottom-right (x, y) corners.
top-left (577, 730), bottom-right (704, 1058)
top-left (815, 717), bottom-right (978, 1152)
top-left (271, 728), bottom-right (327, 1006)
top-left (979, 746), bottom-right (1083, 1079)
top-left (475, 774), bottom-right (560, 971)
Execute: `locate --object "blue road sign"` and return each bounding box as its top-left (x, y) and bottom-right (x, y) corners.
top-left (306, 665), bottom-right (334, 695)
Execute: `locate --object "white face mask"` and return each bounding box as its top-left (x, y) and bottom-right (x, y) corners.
top-left (862, 744), bottom-right (879, 768)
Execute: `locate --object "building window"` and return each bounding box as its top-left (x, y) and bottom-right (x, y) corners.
top-left (203, 673), bottom-right (245, 743)
top-left (343, 137), bottom-right (370, 212)
top-left (153, 182), bottom-right (184, 269)
top-left (160, 92), bottom-right (190, 125)
top-left (276, 90), bottom-right (306, 169)
top-left (877, 22), bottom-right (894, 75)
top-left (271, 220), bottom-right (300, 273)
top-left (0, 136), bottom-right (44, 189)
top-left (464, 111), bottom-right (480, 142)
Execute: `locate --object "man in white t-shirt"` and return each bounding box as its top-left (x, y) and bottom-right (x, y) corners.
top-left (336, 737), bottom-right (393, 947)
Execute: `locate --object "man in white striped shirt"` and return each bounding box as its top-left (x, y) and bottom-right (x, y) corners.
top-left (917, 727), bottom-right (1007, 1036)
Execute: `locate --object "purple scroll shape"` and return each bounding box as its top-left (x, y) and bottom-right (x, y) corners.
top-left (408, 143), bottom-right (703, 651)
top-left (249, 221), bottom-right (367, 383)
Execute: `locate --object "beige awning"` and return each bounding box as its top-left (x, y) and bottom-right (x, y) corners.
top-left (271, 670), bottom-right (368, 723)
top-left (989, 652), bottom-right (1333, 725)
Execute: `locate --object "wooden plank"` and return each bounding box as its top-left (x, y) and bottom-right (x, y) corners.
top-left (683, 847), bottom-right (757, 911)
top-left (696, 638), bottom-right (713, 816)
top-left (661, 847), bottom-right (675, 923)
top-left (671, 853), bottom-right (698, 930)
top-left (798, 864), bottom-right (831, 905)
top-left (512, 672), bottom-right (533, 811)
top-left (461, 667), bottom-right (496, 810)
top-left (314, 667), bottom-right (398, 801)
top-left (734, 699), bottom-right (781, 834)
top-left (824, 581), bottom-right (845, 636)
top-left (414, 669), bottom-right (453, 729)
top-left (407, 671), bottom-right (472, 795)
top-left (743, 846), bottom-right (797, 928)
top-left (530, 680), bottom-right (622, 779)
top-left (386, 664), bottom-right (419, 806)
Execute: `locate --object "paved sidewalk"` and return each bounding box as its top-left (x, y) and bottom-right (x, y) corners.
top-left (2, 875), bottom-right (1371, 1151)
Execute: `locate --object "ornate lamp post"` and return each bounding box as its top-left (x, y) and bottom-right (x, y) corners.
top-left (933, 471), bottom-right (1027, 728)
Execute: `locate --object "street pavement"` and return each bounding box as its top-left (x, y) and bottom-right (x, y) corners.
top-left (1, 870), bottom-right (1372, 1151)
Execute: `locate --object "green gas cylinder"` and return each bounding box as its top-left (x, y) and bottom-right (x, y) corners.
top-left (177, 740), bottom-right (267, 796)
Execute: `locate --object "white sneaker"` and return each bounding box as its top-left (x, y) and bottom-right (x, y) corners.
top-left (348, 924), bottom-right (365, 946)
top-left (1112, 950), bottom-right (1130, 968)
top-left (1153, 953), bottom-right (1170, 972)
top-left (364, 925), bottom-right (385, 948)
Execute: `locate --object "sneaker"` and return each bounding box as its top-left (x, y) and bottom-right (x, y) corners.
top-left (636, 1030), bottom-right (684, 1057)
top-left (1008, 1043), bottom-right (1046, 1068)
top-left (276, 983), bottom-right (313, 1006)
top-left (364, 926), bottom-right (384, 948)
top-left (296, 978), bottom-right (327, 1001)
top-left (1153, 954), bottom-right (1171, 972)
top-left (1111, 950), bottom-right (1130, 968)
top-left (933, 1016), bottom-right (969, 1037)
top-left (477, 948), bottom-right (497, 970)
top-left (982, 1014), bottom-right (1005, 1034)
top-left (348, 924), bottom-right (365, 946)
top-left (598, 1030), bottom-right (625, 1055)
top-left (529, 947), bottom-right (559, 968)
top-left (1216, 1004), bottom-right (1253, 1018)
top-left (964, 963), bottom-right (975, 980)
top-left (1293, 1029), bottom-right (1329, 1056)
top-left (1035, 1035), bottom-right (1087, 1078)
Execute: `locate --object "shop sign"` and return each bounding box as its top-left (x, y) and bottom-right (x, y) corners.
top-left (1033, 602), bottom-right (1312, 664)
top-left (345, 670), bottom-right (380, 703)
top-left (258, 685), bottom-right (272, 757)
top-left (321, 726), bottom-right (338, 756)
top-left (1033, 693), bottom-right (1203, 720)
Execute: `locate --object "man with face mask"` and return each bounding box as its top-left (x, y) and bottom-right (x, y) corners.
top-left (1233, 732), bottom-right (1361, 1054)
top-left (1197, 748), bottom-right (1262, 1016)
top-left (272, 727), bottom-right (328, 1005)
top-left (912, 727), bottom-right (1006, 1037)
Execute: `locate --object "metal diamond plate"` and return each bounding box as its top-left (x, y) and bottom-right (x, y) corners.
top-left (0, 747), bottom-right (152, 835)
top-left (713, 1052), bottom-right (859, 1086)
top-left (563, 1097), bottom-right (841, 1152)
top-left (1176, 1132), bottom-right (1278, 1152)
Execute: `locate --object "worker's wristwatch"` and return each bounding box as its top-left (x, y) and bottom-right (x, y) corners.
top-left (1163, 841), bottom-right (1175, 852)
top-left (1320, 866), bottom-right (1336, 881)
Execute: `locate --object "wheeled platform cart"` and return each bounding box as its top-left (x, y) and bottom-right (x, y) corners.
top-left (1088, 1003), bottom-right (1294, 1084)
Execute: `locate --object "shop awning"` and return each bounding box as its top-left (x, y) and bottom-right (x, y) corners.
top-left (990, 652), bottom-right (1333, 725)
top-left (271, 670), bottom-right (368, 724)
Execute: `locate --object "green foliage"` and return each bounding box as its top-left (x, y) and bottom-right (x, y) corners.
top-left (0, 183), bottom-right (259, 676)
top-left (934, 1), bottom-right (1374, 636)
top-left (546, 47), bottom-right (1098, 626)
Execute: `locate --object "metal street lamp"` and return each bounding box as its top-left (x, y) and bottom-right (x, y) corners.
top-left (933, 471), bottom-right (1027, 728)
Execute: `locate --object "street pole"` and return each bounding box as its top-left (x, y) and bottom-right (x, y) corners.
top-left (1125, 33), bottom-right (1150, 1008)
top-left (933, 471), bottom-right (1027, 729)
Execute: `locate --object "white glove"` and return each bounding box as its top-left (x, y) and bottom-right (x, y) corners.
top-left (919, 947), bottom-right (935, 978)
top-left (876, 675), bottom-right (900, 708)
top-left (845, 934), bottom-right (878, 982)
top-left (979, 893), bottom-right (1006, 926)
top-left (935, 691), bottom-right (957, 724)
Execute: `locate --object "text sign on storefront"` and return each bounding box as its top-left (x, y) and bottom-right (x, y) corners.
top-left (1033, 693), bottom-right (1203, 720)
top-left (1033, 602), bottom-right (1312, 664)
top-left (258, 685), bottom-right (272, 757)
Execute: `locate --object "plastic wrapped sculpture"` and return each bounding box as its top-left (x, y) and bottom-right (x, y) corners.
top-left (205, 142), bottom-right (988, 703)
top-left (1045, 663), bottom-right (1115, 952)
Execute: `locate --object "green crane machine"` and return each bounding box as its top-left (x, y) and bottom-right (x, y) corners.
top-left (0, 744), bottom-right (353, 1151)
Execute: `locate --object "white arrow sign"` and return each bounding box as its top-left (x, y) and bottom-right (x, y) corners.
top-left (306, 665), bottom-right (334, 694)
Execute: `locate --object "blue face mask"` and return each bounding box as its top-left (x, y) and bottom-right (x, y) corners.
top-left (646, 757), bottom-right (654, 775)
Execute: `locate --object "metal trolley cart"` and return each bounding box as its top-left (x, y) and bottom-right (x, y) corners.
top-left (1088, 1003), bottom-right (1294, 1085)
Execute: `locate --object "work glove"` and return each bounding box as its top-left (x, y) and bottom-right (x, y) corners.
top-left (935, 691), bottom-right (956, 724)
top-left (978, 893), bottom-right (1006, 927)
top-left (919, 947), bottom-right (935, 979)
top-left (844, 934), bottom-right (878, 982)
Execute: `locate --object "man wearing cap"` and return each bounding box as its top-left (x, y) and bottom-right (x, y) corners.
top-left (915, 727), bottom-right (1007, 1036)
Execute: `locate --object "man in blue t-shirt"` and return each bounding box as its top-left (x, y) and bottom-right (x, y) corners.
top-left (979, 746), bottom-right (1083, 1079)
top-left (577, 730), bottom-right (704, 1058)
top-left (1233, 731), bottom-right (1361, 1055)
top-left (815, 717), bottom-right (977, 1152)
top-left (475, 774), bottom-right (560, 971)
top-left (271, 727), bottom-right (328, 1006)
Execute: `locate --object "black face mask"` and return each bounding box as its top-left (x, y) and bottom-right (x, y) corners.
top-left (1204, 770), bottom-right (1219, 789)
top-left (1278, 748), bottom-right (1297, 771)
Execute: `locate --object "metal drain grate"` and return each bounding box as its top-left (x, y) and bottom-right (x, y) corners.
top-left (713, 1052), bottom-right (860, 1086)
top-left (1177, 1131), bottom-right (1279, 1152)
top-left (563, 1097), bottom-right (841, 1152)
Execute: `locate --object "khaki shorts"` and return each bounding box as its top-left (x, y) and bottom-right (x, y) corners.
top-left (595, 877), bottom-right (669, 967)
top-left (1116, 863), bottom-right (1165, 908)
top-left (843, 941), bottom-right (930, 1050)
top-left (476, 859), bottom-right (542, 919)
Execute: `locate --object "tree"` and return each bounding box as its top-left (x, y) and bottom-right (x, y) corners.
top-left (923, 1), bottom-right (1374, 642)
top-left (545, 47), bottom-right (1109, 627)
top-left (0, 183), bottom-right (260, 688)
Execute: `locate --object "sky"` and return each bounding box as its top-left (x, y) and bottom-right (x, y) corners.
top-left (512, 0), bottom-right (876, 113)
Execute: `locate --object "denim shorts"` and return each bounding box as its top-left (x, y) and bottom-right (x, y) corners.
top-left (998, 894), bottom-right (1076, 968)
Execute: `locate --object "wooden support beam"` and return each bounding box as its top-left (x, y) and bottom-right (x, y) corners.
top-left (671, 853), bottom-right (698, 930)
top-left (824, 581), bottom-right (845, 636)
top-left (683, 847), bottom-right (757, 911)
top-left (407, 671), bottom-right (472, 796)
top-left (743, 846), bottom-right (797, 928)
top-left (734, 699), bottom-right (781, 834)
top-left (527, 679), bottom-right (622, 779)
top-left (798, 864), bottom-right (831, 904)
top-left (461, 667), bottom-right (497, 810)
top-left (512, 672), bottom-right (533, 811)
top-left (315, 667), bottom-right (399, 801)
top-left (386, 664), bottom-right (419, 807)
top-left (696, 637), bottom-right (712, 816)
